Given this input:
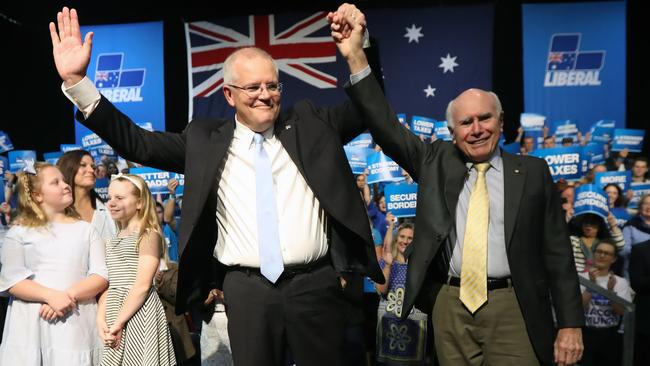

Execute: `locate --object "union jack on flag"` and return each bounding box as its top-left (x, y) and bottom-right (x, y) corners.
top-left (185, 12), bottom-right (349, 120)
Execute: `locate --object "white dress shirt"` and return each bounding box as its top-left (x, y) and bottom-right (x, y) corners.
top-left (213, 120), bottom-right (328, 267)
top-left (63, 77), bottom-right (330, 267)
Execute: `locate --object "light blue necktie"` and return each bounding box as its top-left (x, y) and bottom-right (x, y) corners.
top-left (253, 133), bottom-right (284, 283)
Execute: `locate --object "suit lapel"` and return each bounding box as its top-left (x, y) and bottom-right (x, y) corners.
top-left (444, 148), bottom-right (468, 218)
top-left (198, 121), bottom-right (234, 205)
top-left (502, 152), bottom-right (525, 251)
top-left (276, 116), bottom-right (307, 178)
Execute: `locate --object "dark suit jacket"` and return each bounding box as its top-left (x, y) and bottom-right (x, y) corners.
top-left (346, 74), bottom-right (584, 365)
top-left (629, 239), bottom-right (650, 335)
top-left (78, 96), bottom-right (383, 314)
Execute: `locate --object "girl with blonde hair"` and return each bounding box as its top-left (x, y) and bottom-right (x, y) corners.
top-left (0, 162), bottom-right (108, 365)
top-left (99, 173), bottom-right (175, 365)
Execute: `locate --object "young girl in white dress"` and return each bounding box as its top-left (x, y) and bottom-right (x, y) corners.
top-left (0, 161), bottom-right (109, 365)
top-left (99, 173), bottom-right (175, 365)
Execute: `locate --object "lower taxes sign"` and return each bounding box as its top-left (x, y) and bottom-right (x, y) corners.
top-left (531, 146), bottom-right (582, 181)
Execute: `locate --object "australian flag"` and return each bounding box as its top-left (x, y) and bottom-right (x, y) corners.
top-left (365, 4), bottom-right (494, 120)
top-left (186, 5), bottom-right (493, 121)
top-left (186, 12), bottom-right (349, 120)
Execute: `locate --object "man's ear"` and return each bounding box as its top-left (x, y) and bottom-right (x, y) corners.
top-left (223, 87), bottom-right (236, 107)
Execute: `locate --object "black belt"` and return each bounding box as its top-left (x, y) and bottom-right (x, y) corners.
top-left (446, 275), bottom-right (512, 290)
top-left (228, 256), bottom-right (331, 282)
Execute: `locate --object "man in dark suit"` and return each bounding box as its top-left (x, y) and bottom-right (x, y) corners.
top-left (344, 52), bottom-right (585, 364)
top-left (50, 5), bottom-right (380, 366)
top-left (629, 239), bottom-right (650, 366)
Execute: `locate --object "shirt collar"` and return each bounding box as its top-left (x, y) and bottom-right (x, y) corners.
top-left (465, 147), bottom-right (503, 173)
top-left (234, 116), bottom-right (275, 147)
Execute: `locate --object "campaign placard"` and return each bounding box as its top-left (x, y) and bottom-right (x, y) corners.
top-left (629, 183), bottom-right (650, 209)
top-left (434, 121), bottom-right (452, 141)
top-left (573, 184), bottom-right (609, 220)
top-left (594, 171), bottom-right (632, 192)
top-left (551, 119), bottom-right (578, 143)
top-left (8, 150), bottom-right (37, 173)
top-left (43, 151), bottom-right (64, 165)
top-left (384, 183), bottom-right (418, 218)
top-left (129, 167), bottom-right (185, 196)
top-left (94, 178), bottom-right (110, 202)
top-left (410, 116), bottom-right (435, 139)
top-left (0, 131), bottom-right (14, 153)
top-left (348, 133), bottom-right (374, 149)
top-left (60, 144), bottom-right (82, 152)
top-left (531, 146), bottom-right (582, 181)
top-left (590, 120), bottom-right (616, 143)
top-left (344, 146), bottom-right (374, 175)
top-left (582, 143), bottom-right (606, 169)
top-left (0, 156), bottom-right (8, 176)
top-left (366, 152), bottom-right (405, 184)
top-left (611, 129), bottom-right (645, 152)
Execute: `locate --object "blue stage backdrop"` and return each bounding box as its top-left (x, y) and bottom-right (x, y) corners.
top-left (75, 22), bottom-right (165, 145)
top-left (186, 4), bottom-right (493, 122)
top-left (522, 2), bottom-right (626, 133)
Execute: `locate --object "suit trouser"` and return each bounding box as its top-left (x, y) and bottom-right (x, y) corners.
top-left (432, 283), bottom-right (539, 366)
top-left (222, 262), bottom-right (345, 366)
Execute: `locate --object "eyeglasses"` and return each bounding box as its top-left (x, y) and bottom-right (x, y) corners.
top-left (594, 249), bottom-right (615, 257)
top-left (227, 82), bottom-right (283, 97)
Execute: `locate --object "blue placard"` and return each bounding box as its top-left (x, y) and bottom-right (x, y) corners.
top-left (611, 129), bottom-right (645, 152)
top-left (348, 133), bottom-right (374, 149)
top-left (551, 119), bottom-right (578, 143)
top-left (594, 171), bottom-right (632, 192)
top-left (129, 167), bottom-right (185, 196)
top-left (410, 116), bottom-right (435, 138)
top-left (590, 120), bottom-right (616, 143)
top-left (366, 152), bottom-right (405, 184)
top-left (0, 131), bottom-right (14, 153)
top-left (573, 184), bottom-right (609, 220)
top-left (396, 113), bottom-right (407, 127)
top-left (43, 151), bottom-right (64, 165)
top-left (0, 156), bottom-right (8, 176)
top-left (95, 178), bottom-right (110, 202)
top-left (502, 141), bottom-right (521, 155)
top-left (434, 121), bottom-right (452, 141)
top-left (582, 143), bottom-right (606, 169)
top-left (60, 144), bottom-right (82, 152)
top-left (610, 207), bottom-right (630, 228)
top-left (531, 146), bottom-right (582, 181)
top-left (76, 22), bottom-right (165, 144)
top-left (8, 150), bottom-right (37, 173)
top-left (629, 183), bottom-right (650, 209)
top-left (344, 146), bottom-right (373, 175)
top-left (523, 2), bottom-right (626, 134)
top-left (384, 183), bottom-right (418, 218)
top-left (81, 132), bottom-right (103, 149)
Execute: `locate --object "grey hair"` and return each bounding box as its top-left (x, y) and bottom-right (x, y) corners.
top-left (445, 90), bottom-right (503, 128)
top-left (223, 47), bottom-right (279, 85)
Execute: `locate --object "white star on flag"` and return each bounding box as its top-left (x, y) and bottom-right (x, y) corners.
top-left (438, 53), bottom-right (459, 73)
top-left (404, 24), bottom-right (423, 44)
top-left (423, 85), bottom-right (436, 98)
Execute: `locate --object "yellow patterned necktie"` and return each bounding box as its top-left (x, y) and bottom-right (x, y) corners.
top-left (459, 162), bottom-right (490, 314)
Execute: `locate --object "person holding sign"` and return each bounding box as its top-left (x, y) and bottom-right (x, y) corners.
top-left (348, 66), bottom-right (584, 363)
top-left (579, 240), bottom-right (630, 366)
top-left (569, 212), bottom-right (625, 274)
top-left (374, 218), bottom-right (426, 364)
top-left (51, 5), bottom-right (382, 365)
